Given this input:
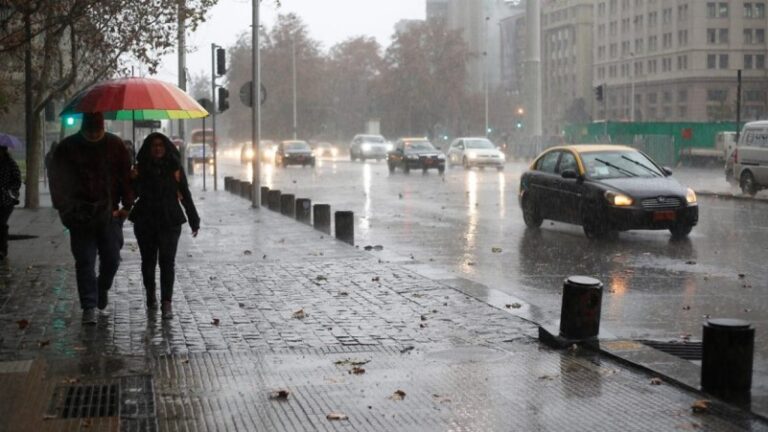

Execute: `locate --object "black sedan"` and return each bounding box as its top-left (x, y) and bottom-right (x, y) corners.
top-left (275, 140), bottom-right (316, 168)
top-left (519, 145), bottom-right (699, 238)
top-left (387, 138), bottom-right (446, 174)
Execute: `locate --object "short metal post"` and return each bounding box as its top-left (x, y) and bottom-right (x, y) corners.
top-left (240, 181), bottom-right (252, 199)
top-left (335, 211), bottom-right (354, 245)
top-left (702, 318), bottom-right (754, 402)
top-left (267, 190), bottom-right (281, 211)
top-left (295, 198), bottom-right (312, 224)
top-left (224, 176), bottom-right (233, 192)
top-left (280, 194), bottom-right (295, 216)
top-left (313, 204), bottom-right (331, 234)
top-left (260, 186), bottom-right (270, 206)
top-left (232, 179), bottom-right (241, 196)
top-left (559, 276), bottom-right (603, 340)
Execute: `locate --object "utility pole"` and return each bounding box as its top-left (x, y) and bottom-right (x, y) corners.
top-left (23, 8), bottom-right (37, 208)
top-left (484, 16), bottom-right (490, 137)
top-left (177, 0), bottom-right (187, 156)
top-left (736, 69), bottom-right (742, 142)
top-left (251, 0), bottom-right (261, 207)
top-left (292, 38), bottom-right (298, 140)
top-left (525, 0), bottom-right (543, 138)
top-left (211, 43), bottom-right (219, 191)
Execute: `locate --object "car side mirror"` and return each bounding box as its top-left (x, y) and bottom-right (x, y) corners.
top-left (663, 167), bottom-right (673, 176)
top-left (561, 169), bottom-right (579, 180)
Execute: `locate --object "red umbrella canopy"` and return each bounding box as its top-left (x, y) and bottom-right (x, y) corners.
top-left (60, 77), bottom-right (209, 120)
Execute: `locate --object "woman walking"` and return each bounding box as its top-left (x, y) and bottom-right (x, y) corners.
top-left (130, 133), bottom-right (199, 319)
top-left (0, 144), bottom-right (21, 260)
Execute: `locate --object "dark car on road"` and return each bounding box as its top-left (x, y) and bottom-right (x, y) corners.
top-left (519, 145), bottom-right (699, 238)
top-left (275, 140), bottom-right (316, 168)
top-left (387, 138), bottom-right (446, 174)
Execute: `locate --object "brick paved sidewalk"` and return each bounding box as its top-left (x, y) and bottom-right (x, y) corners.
top-left (0, 191), bottom-right (765, 431)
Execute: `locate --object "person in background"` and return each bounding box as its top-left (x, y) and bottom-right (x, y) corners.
top-left (50, 112), bottom-right (134, 325)
top-left (129, 132), bottom-right (199, 320)
top-left (123, 140), bottom-right (136, 166)
top-left (0, 144), bottom-right (21, 260)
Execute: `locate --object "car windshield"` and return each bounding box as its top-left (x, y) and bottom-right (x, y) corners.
top-left (404, 141), bottom-right (435, 151)
top-left (361, 136), bottom-right (385, 143)
top-left (581, 151), bottom-right (664, 179)
top-left (285, 142), bottom-right (310, 151)
top-left (464, 139), bottom-right (495, 149)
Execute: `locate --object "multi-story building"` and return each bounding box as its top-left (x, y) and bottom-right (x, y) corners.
top-left (594, 0), bottom-right (768, 122)
top-left (499, 10), bottom-right (527, 95)
top-left (541, 0), bottom-right (596, 133)
top-left (427, 0), bottom-right (450, 22)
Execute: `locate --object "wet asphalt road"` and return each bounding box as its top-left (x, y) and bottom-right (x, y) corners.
top-left (208, 151), bottom-right (767, 394)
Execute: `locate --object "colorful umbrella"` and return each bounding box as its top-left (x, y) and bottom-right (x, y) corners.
top-left (59, 77), bottom-right (209, 120)
top-left (0, 133), bottom-right (22, 149)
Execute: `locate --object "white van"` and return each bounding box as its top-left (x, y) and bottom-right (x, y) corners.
top-left (732, 121), bottom-right (768, 196)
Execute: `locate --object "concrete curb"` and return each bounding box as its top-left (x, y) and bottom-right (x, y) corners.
top-left (696, 190), bottom-right (768, 203)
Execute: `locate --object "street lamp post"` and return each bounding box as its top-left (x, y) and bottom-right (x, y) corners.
top-left (251, 0), bottom-right (261, 207)
top-left (629, 52), bottom-right (636, 122)
top-left (292, 38), bottom-right (298, 140)
top-left (484, 16), bottom-right (490, 137)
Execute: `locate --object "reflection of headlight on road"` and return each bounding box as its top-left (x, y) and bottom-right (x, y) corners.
top-left (361, 143), bottom-right (372, 152)
top-left (331, 147), bottom-right (339, 157)
top-left (499, 152), bottom-right (506, 160)
top-left (467, 151), bottom-right (478, 160)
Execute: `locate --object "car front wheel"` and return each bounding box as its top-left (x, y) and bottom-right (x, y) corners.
top-left (521, 195), bottom-right (543, 228)
top-left (582, 216), bottom-right (609, 239)
top-left (669, 223), bottom-right (693, 237)
top-left (741, 171), bottom-right (758, 196)
top-left (388, 162), bottom-right (395, 173)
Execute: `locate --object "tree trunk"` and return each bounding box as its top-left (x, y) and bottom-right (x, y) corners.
top-left (23, 10), bottom-right (40, 209)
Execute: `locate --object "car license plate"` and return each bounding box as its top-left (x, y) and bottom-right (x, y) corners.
top-left (297, 156), bottom-right (304, 161)
top-left (653, 211), bottom-right (676, 222)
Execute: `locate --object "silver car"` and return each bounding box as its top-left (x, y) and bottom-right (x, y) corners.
top-left (732, 121), bottom-right (768, 196)
top-left (349, 134), bottom-right (392, 161)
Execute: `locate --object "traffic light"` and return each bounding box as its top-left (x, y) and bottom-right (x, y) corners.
top-left (63, 115), bottom-right (77, 127)
top-left (594, 85), bottom-right (604, 102)
top-left (217, 87), bottom-right (229, 113)
top-left (216, 48), bottom-right (226, 76)
top-left (516, 121), bottom-right (523, 129)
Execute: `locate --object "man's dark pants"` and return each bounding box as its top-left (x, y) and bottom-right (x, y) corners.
top-left (69, 219), bottom-right (124, 309)
top-left (134, 224), bottom-right (181, 303)
top-left (0, 206), bottom-right (13, 256)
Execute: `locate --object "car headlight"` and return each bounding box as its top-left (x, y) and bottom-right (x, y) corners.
top-left (437, 154), bottom-right (445, 159)
top-left (331, 147), bottom-right (338, 157)
top-left (499, 152), bottom-right (506, 160)
top-left (686, 187), bottom-right (697, 204)
top-left (605, 191), bottom-right (633, 206)
top-left (386, 143), bottom-right (394, 152)
top-left (467, 151), bottom-right (478, 160)
top-left (361, 143), bottom-right (372, 152)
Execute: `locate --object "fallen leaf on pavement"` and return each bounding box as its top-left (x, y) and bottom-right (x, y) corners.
top-left (293, 308), bottom-right (306, 319)
top-left (491, 247), bottom-right (502, 253)
top-left (390, 390), bottom-right (406, 400)
top-left (243, 250), bottom-right (252, 255)
top-left (62, 378), bottom-right (80, 385)
top-left (682, 305), bottom-right (691, 310)
top-left (350, 367), bottom-right (366, 375)
top-left (211, 318), bottom-right (220, 326)
top-left (420, 315), bottom-right (428, 321)
top-left (338, 291), bottom-right (349, 296)
top-left (364, 245), bottom-right (373, 251)
top-left (400, 346), bottom-right (415, 354)
top-left (372, 276), bottom-right (380, 282)
top-left (685, 261), bottom-right (696, 265)
top-left (538, 374), bottom-right (557, 381)
top-left (738, 273), bottom-right (746, 279)
top-left (505, 303), bottom-right (522, 309)
top-left (334, 359), bottom-right (370, 366)
top-left (373, 245), bottom-right (384, 251)
top-left (326, 412), bottom-right (348, 421)
top-left (238, 303), bottom-right (245, 308)
top-left (16, 319), bottom-right (29, 330)
top-left (316, 275), bottom-right (327, 282)
top-left (262, 254), bottom-right (267, 260)
top-left (691, 399), bottom-right (710, 413)
top-left (269, 389), bottom-right (290, 400)
top-left (419, 323), bottom-right (427, 328)
top-left (650, 377), bottom-right (663, 385)
top-left (38, 340), bottom-right (50, 347)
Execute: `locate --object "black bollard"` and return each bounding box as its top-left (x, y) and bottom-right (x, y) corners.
top-left (240, 182), bottom-right (252, 199)
top-left (224, 176), bottom-right (233, 192)
top-left (295, 198), bottom-right (312, 224)
top-left (267, 190), bottom-right (282, 211)
top-left (260, 186), bottom-right (270, 206)
top-left (313, 204), bottom-right (331, 234)
top-left (335, 211), bottom-right (354, 245)
top-left (231, 179), bottom-right (241, 196)
top-left (702, 318), bottom-right (754, 402)
top-left (280, 194), bottom-right (295, 216)
top-left (559, 276), bottom-right (603, 340)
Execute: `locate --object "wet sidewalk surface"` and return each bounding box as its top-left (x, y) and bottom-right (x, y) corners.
top-left (0, 191), bottom-right (766, 431)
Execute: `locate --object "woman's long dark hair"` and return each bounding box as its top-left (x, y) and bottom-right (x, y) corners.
top-left (137, 132), bottom-right (181, 167)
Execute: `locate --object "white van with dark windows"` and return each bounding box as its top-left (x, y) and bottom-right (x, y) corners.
top-left (731, 121), bottom-right (768, 196)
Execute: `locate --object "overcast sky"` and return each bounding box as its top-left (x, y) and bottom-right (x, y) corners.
top-left (154, 0), bottom-right (426, 83)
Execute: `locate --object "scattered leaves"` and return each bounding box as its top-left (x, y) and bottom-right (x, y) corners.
top-left (327, 412), bottom-right (348, 421)
top-left (650, 377), bottom-right (663, 385)
top-left (691, 399), bottom-right (710, 414)
top-left (505, 303), bottom-right (522, 309)
top-left (738, 273), bottom-right (746, 279)
top-left (293, 308), bottom-right (306, 319)
top-left (350, 367), bottom-right (366, 375)
top-left (364, 245), bottom-right (373, 251)
top-left (334, 358), bottom-right (370, 366)
top-left (238, 303), bottom-right (245, 308)
top-left (243, 250), bottom-right (252, 255)
top-left (269, 389), bottom-right (290, 400)
top-left (373, 245), bottom-right (384, 251)
top-left (211, 318), bottom-right (220, 326)
top-left (538, 374), bottom-right (557, 381)
top-left (316, 275), bottom-right (328, 282)
top-left (338, 291), bottom-right (349, 296)
top-left (400, 346), bottom-right (414, 354)
top-left (61, 377), bottom-right (80, 385)
top-left (685, 260), bottom-right (696, 265)
top-left (16, 319), bottom-right (29, 330)
top-left (371, 276), bottom-right (380, 282)
top-left (682, 305), bottom-right (691, 310)
top-left (491, 247), bottom-right (502, 253)
top-left (390, 390), bottom-right (406, 400)
top-left (38, 340), bottom-right (50, 348)
top-left (466, 261), bottom-right (475, 266)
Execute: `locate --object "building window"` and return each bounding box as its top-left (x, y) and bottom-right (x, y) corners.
top-left (622, 18), bottom-right (630, 32)
top-left (663, 33), bottom-right (673, 48)
top-left (745, 90), bottom-right (766, 102)
top-left (707, 2), bottom-right (717, 18)
top-left (635, 38), bottom-right (644, 53)
top-left (678, 4), bottom-right (688, 21)
top-left (662, 57), bottom-right (672, 72)
top-left (678, 30), bottom-right (688, 46)
top-left (598, 46), bottom-right (606, 60)
top-left (662, 8), bottom-right (672, 24)
top-left (679, 106), bottom-right (688, 118)
top-left (610, 43), bottom-right (618, 58)
top-left (648, 93), bottom-right (658, 104)
top-left (610, 21), bottom-right (618, 36)
top-left (707, 54), bottom-right (717, 69)
top-left (720, 54), bottom-right (729, 68)
top-left (745, 29), bottom-right (754, 44)
top-left (719, 2), bottom-right (729, 17)
top-left (610, 0), bottom-right (618, 14)
top-left (745, 54), bottom-right (754, 69)
top-left (677, 55), bottom-right (688, 70)
top-left (708, 28), bottom-right (729, 44)
top-left (757, 29), bottom-right (765, 43)
top-left (757, 3), bottom-right (766, 17)
top-left (648, 36), bottom-right (657, 51)
top-left (708, 89), bottom-right (727, 101)
top-left (634, 15), bottom-right (643, 29)
top-left (599, 2), bottom-right (607, 16)
top-left (719, 29), bottom-right (729, 44)
top-left (648, 59), bottom-right (657, 73)
top-left (678, 89), bottom-right (688, 102)
top-left (663, 91), bottom-right (673, 103)
top-left (745, 2), bottom-right (754, 17)
top-left (757, 55), bottom-right (766, 69)
top-left (648, 11), bottom-right (658, 26)
top-left (622, 41), bottom-right (631, 56)
top-left (707, 29), bottom-right (717, 44)
top-left (634, 61), bottom-right (643, 76)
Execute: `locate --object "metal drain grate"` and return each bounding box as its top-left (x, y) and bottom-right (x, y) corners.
top-left (639, 340), bottom-right (702, 361)
top-left (49, 382), bottom-right (120, 419)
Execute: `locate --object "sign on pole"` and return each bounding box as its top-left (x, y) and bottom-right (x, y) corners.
top-left (239, 81), bottom-right (267, 108)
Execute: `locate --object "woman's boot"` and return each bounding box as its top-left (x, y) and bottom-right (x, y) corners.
top-left (146, 287), bottom-right (158, 310)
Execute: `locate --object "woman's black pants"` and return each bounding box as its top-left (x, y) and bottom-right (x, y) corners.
top-left (134, 223), bottom-right (182, 303)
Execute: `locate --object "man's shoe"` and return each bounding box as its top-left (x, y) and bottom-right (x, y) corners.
top-left (161, 301), bottom-right (173, 320)
top-left (97, 288), bottom-right (108, 310)
top-left (82, 308), bottom-right (97, 325)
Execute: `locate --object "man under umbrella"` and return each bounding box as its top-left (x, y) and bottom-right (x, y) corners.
top-left (50, 112), bottom-right (134, 325)
top-left (0, 139), bottom-right (21, 260)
